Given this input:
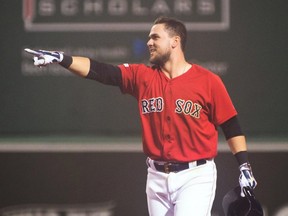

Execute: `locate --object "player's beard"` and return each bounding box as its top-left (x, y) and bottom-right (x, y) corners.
top-left (149, 49), bottom-right (171, 67)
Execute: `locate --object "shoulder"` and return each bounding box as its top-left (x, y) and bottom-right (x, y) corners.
top-left (119, 63), bottom-right (161, 95)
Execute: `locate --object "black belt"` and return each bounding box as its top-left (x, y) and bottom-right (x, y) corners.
top-left (153, 159), bottom-right (207, 174)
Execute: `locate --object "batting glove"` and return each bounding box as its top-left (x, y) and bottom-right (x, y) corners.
top-left (24, 48), bottom-right (64, 67)
top-left (239, 162), bottom-right (257, 197)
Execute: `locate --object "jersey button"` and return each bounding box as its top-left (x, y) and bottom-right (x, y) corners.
top-left (167, 116), bottom-right (171, 121)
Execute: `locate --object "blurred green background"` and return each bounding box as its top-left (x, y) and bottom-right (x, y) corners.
top-left (0, 0), bottom-right (287, 139)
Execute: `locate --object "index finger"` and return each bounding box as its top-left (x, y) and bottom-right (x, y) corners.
top-left (24, 48), bottom-right (42, 56)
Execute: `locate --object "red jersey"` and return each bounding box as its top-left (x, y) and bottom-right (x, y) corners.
top-left (119, 63), bottom-right (237, 162)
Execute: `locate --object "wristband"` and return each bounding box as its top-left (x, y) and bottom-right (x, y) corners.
top-left (59, 55), bottom-right (73, 68)
top-left (234, 151), bottom-right (249, 166)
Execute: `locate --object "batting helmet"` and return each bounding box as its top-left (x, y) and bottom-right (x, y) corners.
top-left (222, 186), bottom-right (263, 216)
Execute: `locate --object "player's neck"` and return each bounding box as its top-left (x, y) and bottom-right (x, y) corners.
top-left (161, 58), bottom-right (191, 79)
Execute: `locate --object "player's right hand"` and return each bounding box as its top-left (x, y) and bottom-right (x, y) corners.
top-left (24, 48), bottom-right (64, 67)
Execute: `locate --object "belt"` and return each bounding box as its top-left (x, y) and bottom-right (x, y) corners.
top-left (152, 159), bottom-right (207, 174)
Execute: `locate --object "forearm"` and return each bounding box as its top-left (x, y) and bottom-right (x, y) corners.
top-left (62, 56), bottom-right (90, 77)
top-left (219, 116), bottom-right (248, 165)
top-left (60, 55), bottom-right (122, 86)
top-left (228, 135), bottom-right (257, 191)
top-left (227, 135), bottom-right (247, 155)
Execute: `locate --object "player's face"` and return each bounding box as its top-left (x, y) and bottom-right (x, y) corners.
top-left (147, 24), bottom-right (173, 66)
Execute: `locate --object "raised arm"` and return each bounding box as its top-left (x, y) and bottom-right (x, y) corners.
top-left (24, 48), bottom-right (122, 86)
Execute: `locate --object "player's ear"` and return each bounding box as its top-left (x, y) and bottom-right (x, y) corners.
top-left (171, 36), bottom-right (180, 49)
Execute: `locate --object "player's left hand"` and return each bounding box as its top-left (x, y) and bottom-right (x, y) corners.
top-left (24, 48), bottom-right (64, 67)
top-left (239, 162), bottom-right (257, 197)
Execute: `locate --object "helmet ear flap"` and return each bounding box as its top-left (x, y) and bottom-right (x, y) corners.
top-left (222, 186), bottom-right (264, 216)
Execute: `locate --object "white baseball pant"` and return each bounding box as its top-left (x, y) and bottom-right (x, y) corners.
top-left (146, 158), bottom-right (217, 216)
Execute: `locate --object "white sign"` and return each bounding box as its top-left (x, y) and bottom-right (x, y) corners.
top-left (23, 0), bottom-right (230, 31)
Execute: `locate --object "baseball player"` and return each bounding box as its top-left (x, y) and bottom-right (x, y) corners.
top-left (25, 17), bottom-right (257, 216)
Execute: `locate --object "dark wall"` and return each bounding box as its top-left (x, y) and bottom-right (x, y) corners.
top-left (1, 0), bottom-right (287, 136)
top-left (0, 151), bottom-right (287, 216)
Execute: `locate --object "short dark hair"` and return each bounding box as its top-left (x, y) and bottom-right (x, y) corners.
top-left (154, 16), bottom-right (187, 51)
